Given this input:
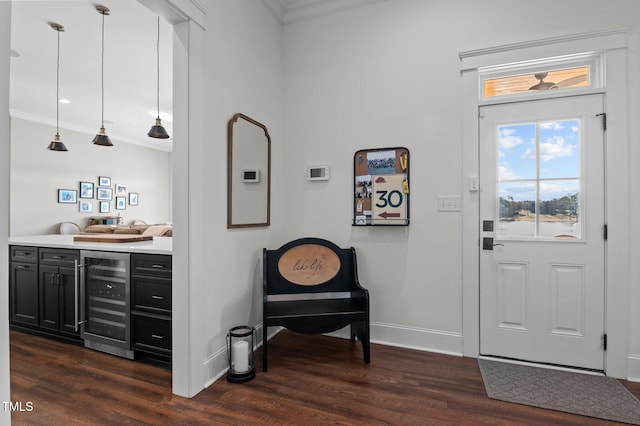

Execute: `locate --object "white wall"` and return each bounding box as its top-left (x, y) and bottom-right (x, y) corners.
top-left (199, 0), bottom-right (284, 378)
top-left (0, 2), bottom-right (11, 423)
top-left (10, 118), bottom-right (171, 236)
top-left (282, 0), bottom-right (640, 354)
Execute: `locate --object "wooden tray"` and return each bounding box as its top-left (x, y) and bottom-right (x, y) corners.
top-left (74, 234), bottom-right (153, 243)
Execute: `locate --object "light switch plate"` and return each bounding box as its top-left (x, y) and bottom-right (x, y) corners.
top-left (437, 195), bottom-right (461, 212)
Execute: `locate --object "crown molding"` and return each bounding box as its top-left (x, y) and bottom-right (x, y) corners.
top-left (261, 0), bottom-right (386, 25)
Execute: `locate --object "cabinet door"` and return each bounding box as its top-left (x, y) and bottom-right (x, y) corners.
top-left (39, 264), bottom-right (60, 331)
top-left (10, 262), bottom-right (39, 326)
top-left (59, 266), bottom-right (79, 335)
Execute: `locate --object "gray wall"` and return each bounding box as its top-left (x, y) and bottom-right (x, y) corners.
top-left (10, 118), bottom-right (171, 235)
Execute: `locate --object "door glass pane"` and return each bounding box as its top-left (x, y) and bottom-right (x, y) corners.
top-left (539, 179), bottom-right (581, 239)
top-left (539, 119), bottom-right (580, 179)
top-left (498, 182), bottom-right (536, 238)
top-left (499, 124), bottom-right (536, 180)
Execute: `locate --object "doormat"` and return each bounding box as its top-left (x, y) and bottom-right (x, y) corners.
top-left (478, 359), bottom-right (640, 425)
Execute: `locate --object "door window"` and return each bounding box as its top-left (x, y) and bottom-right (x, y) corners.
top-left (497, 118), bottom-right (581, 240)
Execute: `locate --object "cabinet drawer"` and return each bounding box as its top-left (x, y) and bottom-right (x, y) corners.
top-left (132, 313), bottom-right (171, 353)
top-left (10, 246), bottom-right (38, 264)
top-left (132, 276), bottom-right (172, 313)
top-left (39, 248), bottom-right (79, 268)
top-left (131, 254), bottom-right (172, 278)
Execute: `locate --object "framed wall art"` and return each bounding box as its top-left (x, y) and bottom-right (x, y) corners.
top-left (80, 181), bottom-right (94, 199)
top-left (97, 187), bottom-right (113, 201)
top-left (99, 176), bottom-right (111, 186)
top-left (353, 147), bottom-right (410, 226)
top-left (58, 189), bottom-right (77, 204)
top-left (99, 201), bottom-right (110, 213)
top-left (129, 192), bottom-right (139, 206)
top-left (115, 197), bottom-right (126, 210)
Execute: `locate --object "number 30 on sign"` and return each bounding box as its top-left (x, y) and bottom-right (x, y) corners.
top-left (372, 174), bottom-right (407, 224)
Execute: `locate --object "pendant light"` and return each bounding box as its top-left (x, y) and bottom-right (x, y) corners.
top-left (147, 16), bottom-right (170, 139)
top-left (92, 5), bottom-right (113, 146)
top-left (47, 22), bottom-right (67, 151)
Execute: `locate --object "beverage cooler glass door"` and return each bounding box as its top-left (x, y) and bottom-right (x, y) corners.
top-left (80, 251), bottom-right (133, 359)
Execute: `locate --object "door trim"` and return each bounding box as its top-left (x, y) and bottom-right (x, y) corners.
top-left (460, 29), bottom-right (629, 378)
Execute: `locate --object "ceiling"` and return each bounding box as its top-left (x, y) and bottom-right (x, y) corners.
top-left (10, 0), bottom-right (173, 152)
top-left (9, 0), bottom-right (383, 153)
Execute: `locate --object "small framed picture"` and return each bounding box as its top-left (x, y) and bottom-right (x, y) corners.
top-left (115, 197), bottom-right (126, 210)
top-left (99, 201), bottom-right (110, 213)
top-left (58, 189), bottom-right (77, 204)
top-left (97, 187), bottom-right (113, 201)
top-left (79, 181), bottom-right (94, 199)
top-left (79, 201), bottom-right (93, 213)
top-left (115, 184), bottom-right (128, 196)
top-left (99, 176), bottom-right (111, 186)
top-left (129, 192), bottom-right (139, 206)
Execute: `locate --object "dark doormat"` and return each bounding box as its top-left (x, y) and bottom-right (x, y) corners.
top-left (478, 359), bottom-right (640, 425)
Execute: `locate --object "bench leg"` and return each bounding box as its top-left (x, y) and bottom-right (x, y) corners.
top-left (262, 324), bottom-right (268, 372)
top-left (350, 322), bottom-right (370, 364)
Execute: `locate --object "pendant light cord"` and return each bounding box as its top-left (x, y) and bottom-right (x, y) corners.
top-left (101, 10), bottom-right (105, 127)
top-left (156, 16), bottom-right (160, 119)
top-left (56, 27), bottom-right (60, 135)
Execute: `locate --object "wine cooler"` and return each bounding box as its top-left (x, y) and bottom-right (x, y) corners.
top-left (80, 251), bottom-right (133, 359)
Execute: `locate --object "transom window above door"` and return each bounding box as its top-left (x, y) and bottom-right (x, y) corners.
top-left (485, 66), bottom-right (589, 98)
top-left (479, 52), bottom-right (602, 100)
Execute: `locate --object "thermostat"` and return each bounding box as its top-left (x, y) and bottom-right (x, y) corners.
top-left (307, 165), bottom-right (330, 181)
top-left (241, 169), bottom-right (260, 183)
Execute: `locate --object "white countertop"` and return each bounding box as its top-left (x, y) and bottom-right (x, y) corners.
top-left (8, 234), bottom-right (172, 255)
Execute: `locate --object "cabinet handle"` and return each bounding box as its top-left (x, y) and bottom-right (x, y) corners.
top-left (16, 265), bottom-right (30, 269)
top-left (151, 264), bottom-right (165, 269)
top-left (52, 255), bottom-right (64, 259)
top-left (151, 295), bottom-right (164, 300)
top-left (151, 334), bottom-right (165, 340)
top-left (17, 251), bottom-right (32, 256)
top-left (51, 273), bottom-right (58, 286)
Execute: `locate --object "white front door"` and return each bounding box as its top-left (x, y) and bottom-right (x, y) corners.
top-left (479, 94), bottom-right (606, 370)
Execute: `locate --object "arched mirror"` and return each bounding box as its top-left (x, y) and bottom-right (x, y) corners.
top-left (227, 113), bottom-right (271, 228)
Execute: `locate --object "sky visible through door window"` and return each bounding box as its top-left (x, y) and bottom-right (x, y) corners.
top-left (497, 119), bottom-right (581, 239)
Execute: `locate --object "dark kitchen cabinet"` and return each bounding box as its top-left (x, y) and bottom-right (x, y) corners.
top-left (9, 246), bottom-right (39, 327)
top-left (39, 248), bottom-right (80, 337)
top-left (131, 253), bottom-right (172, 360)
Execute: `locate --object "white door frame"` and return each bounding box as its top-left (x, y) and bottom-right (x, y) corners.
top-left (460, 28), bottom-right (629, 378)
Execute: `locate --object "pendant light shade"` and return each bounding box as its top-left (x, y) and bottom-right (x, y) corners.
top-left (93, 5), bottom-right (113, 147)
top-left (148, 16), bottom-right (170, 139)
top-left (48, 22), bottom-right (68, 151)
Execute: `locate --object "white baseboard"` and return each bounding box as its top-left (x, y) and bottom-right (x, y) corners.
top-left (326, 322), bottom-right (463, 357)
top-left (626, 355), bottom-right (640, 382)
top-left (203, 322), bottom-right (463, 387)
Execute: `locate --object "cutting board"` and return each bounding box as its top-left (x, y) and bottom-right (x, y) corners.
top-left (74, 234), bottom-right (153, 243)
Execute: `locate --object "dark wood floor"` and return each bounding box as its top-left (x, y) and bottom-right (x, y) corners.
top-left (9, 329), bottom-right (640, 425)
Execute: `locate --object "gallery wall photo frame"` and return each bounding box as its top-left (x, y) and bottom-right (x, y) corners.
top-left (58, 189), bottom-right (77, 204)
top-left (115, 184), bottom-right (128, 196)
top-left (129, 192), bottom-right (139, 206)
top-left (80, 181), bottom-right (94, 199)
top-left (115, 197), bottom-right (126, 210)
top-left (99, 201), bottom-right (110, 213)
top-left (79, 201), bottom-right (93, 213)
top-left (353, 147), bottom-right (410, 226)
top-left (97, 187), bottom-right (113, 201)
top-left (99, 176), bottom-right (111, 186)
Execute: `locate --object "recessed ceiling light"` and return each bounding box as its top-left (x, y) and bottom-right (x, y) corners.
top-left (59, 98), bottom-right (70, 104)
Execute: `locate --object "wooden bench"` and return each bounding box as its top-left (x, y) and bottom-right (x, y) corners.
top-left (262, 237), bottom-right (370, 371)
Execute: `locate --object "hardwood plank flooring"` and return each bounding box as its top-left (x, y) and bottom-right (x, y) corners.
top-left (9, 329), bottom-right (640, 425)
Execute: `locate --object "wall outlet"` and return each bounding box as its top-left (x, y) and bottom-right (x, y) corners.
top-left (437, 195), bottom-right (461, 212)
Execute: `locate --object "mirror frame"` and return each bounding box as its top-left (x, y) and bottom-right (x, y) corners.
top-left (227, 113), bottom-right (271, 228)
